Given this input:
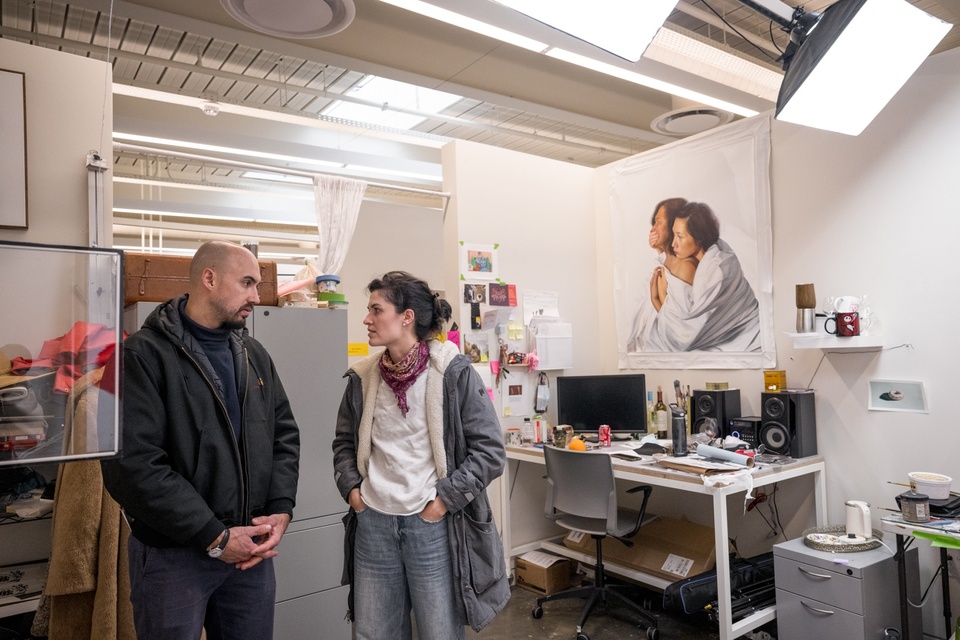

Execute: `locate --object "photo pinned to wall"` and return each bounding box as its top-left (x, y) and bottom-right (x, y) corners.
top-left (503, 382), bottom-right (529, 418)
top-left (0, 69), bottom-right (28, 229)
top-left (463, 283), bottom-right (487, 304)
top-left (459, 242), bottom-right (498, 281)
top-left (463, 332), bottom-right (489, 364)
top-left (488, 282), bottom-right (517, 307)
top-left (868, 380), bottom-right (927, 413)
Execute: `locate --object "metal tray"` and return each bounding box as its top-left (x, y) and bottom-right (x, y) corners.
top-left (801, 525), bottom-right (884, 552)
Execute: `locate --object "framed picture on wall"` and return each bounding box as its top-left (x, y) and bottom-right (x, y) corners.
top-left (868, 380), bottom-right (928, 413)
top-left (0, 69), bottom-right (28, 229)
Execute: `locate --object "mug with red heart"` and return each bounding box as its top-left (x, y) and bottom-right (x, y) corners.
top-left (825, 311), bottom-right (860, 337)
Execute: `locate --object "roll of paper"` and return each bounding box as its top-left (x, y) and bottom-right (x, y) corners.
top-left (696, 443), bottom-right (755, 468)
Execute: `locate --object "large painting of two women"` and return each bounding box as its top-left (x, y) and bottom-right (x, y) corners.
top-left (610, 117), bottom-right (775, 369)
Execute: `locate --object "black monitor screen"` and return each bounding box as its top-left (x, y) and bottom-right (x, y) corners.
top-left (556, 374), bottom-right (646, 434)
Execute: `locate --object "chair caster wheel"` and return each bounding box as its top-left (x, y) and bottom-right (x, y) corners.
top-left (531, 605), bottom-right (543, 619)
top-left (646, 627), bottom-right (659, 640)
top-left (577, 633), bottom-right (589, 640)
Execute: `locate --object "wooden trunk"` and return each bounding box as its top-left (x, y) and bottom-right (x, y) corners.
top-left (123, 252), bottom-right (278, 306)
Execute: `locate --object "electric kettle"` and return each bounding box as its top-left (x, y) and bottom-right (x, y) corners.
top-left (845, 500), bottom-right (872, 540)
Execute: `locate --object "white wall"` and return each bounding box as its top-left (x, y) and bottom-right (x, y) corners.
top-left (0, 38), bottom-right (112, 247)
top-left (440, 47), bottom-right (960, 632)
top-left (339, 198), bottom-right (445, 360)
top-left (593, 47), bottom-right (960, 632)
top-left (440, 139), bottom-right (598, 430)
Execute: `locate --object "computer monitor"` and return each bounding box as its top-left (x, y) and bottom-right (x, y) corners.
top-left (556, 374), bottom-right (647, 434)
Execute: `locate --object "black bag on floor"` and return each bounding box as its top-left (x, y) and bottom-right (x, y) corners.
top-left (662, 552), bottom-right (774, 615)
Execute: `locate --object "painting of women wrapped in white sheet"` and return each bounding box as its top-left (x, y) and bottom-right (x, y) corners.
top-left (611, 117), bottom-right (776, 370)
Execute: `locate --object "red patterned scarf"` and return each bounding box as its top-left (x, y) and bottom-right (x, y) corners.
top-left (378, 341), bottom-right (429, 417)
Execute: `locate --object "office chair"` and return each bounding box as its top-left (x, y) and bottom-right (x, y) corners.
top-left (531, 446), bottom-right (659, 640)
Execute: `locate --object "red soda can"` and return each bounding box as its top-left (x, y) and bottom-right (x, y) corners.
top-left (598, 424), bottom-right (611, 447)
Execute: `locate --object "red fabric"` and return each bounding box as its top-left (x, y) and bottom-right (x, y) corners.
top-left (10, 321), bottom-right (124, 394)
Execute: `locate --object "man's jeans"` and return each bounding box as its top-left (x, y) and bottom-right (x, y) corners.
top-left (128, 535), bottom-right (276, 640)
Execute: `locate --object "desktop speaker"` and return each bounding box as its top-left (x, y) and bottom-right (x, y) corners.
top-left (759, 390), bottom-right (817, 458)
top-left (693, 389), bottom-right (741, 438)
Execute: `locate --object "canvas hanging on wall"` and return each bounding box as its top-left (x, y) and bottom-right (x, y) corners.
top-left (0, 69), bottom-right (28, 229)
top-left (610, 116), bottom-right (776, 370)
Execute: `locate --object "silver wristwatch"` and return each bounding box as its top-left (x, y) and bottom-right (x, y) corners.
top-left (208, 528), bottom-right (230, 558)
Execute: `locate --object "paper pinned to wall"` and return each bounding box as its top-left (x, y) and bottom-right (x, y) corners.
top-left (523, 290), bottom-right (559, 325)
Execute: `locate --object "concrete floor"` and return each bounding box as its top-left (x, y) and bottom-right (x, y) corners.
top-left (468, 584), bottom-right (779, 640)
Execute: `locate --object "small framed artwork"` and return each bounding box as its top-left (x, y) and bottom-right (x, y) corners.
top-left (0, 69), bottom-right (28, 229)
top-left (459, 242), bottom-right (498, 281)
top-left (868, 380), bottom-right (927, 413)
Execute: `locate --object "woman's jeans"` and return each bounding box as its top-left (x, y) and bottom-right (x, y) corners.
top-left (353, 508), bottom-right (464, 640)
top-left (127, 535), bottom-right (276, 640)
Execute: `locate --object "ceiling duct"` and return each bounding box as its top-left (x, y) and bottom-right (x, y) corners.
top-left (219, 0), bottom-right (356, 38)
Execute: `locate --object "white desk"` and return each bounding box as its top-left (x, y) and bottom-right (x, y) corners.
top-left (501, 445), bottom-right (827, 640)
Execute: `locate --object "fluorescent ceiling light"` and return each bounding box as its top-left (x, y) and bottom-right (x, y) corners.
top-left (114, 208), bottom-right (253, 223)
top-left (323, 76), bottom-right (463, 130)
top-left (376, 0), bottom-right (764, 117)
top-left (494, 0), bottom-right (677, 62)
top-left (113, 133), bottom-right (345, 169)
top-left (546, 48), bottom-right (759, 118)
top-left (377, 0), bottom-right (548, 51)
top-left (242, 171), bottom-right (315, 185)
top-left (645, 27), bottom-right (783, 103)
top-left (775, 0), bottom-right (951, 135)
top-left (112, 84), bottom-right (448, 149)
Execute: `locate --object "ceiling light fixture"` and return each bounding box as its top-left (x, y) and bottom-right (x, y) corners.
top-left (744, 0), bottom-right (951, 135)
top-left (493, 0), bottom-right (677, 62)
top-left (219, 0), bottom-right (356, 39)
top-left (545, 48), bottom-right (759, 118)
top-left (377, 0), bottom-right (764, 118)
top-left (199, 101), bottom-right (221, 116)
top-left (377, 0), bottom-right (548, 51)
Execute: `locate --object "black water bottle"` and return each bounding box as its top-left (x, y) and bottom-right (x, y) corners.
top-left (670, 403), bottom-right (688, 457)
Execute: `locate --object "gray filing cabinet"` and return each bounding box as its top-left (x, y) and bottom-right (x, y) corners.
top-left (124, 303), bottom-right (351, 640)
top-left (774, 536), bottom-right (921, 640)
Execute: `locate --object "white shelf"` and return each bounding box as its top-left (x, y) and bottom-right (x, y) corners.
top-left (786, 332), bottom-right (883, 352)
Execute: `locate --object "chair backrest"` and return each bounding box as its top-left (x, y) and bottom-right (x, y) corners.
top-left (543, 446), bottom-right (618, 528)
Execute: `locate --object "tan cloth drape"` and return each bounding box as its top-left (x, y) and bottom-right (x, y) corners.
top-left (35, 369), bottom-right (135, 640)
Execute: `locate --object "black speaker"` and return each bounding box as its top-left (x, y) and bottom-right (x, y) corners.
top-left (760, 390), bottom-right (817, 458)
top-left (693, 389), bottom-right (741, 438)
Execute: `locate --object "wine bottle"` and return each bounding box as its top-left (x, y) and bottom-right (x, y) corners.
top-left (654, 386), bottom-right (669, 439)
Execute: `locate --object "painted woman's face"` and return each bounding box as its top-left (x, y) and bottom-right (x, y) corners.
top-left (671, 217), bottom-right (701, 260)
top-left (651, 206), bottom-right (669, 252)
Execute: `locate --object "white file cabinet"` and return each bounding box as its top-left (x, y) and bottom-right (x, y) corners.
top-left (774, 536), bottom-right (921, 640)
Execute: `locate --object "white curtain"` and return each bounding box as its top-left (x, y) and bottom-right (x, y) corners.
top-left (313, 174), bottom-right (367, 275)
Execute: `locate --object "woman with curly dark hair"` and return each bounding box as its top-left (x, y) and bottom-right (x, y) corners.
top-left (332, 271), bottom-right (509, 639)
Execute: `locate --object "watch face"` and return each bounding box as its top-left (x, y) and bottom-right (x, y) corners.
top-left (208, 546), bottom-right (224, 558)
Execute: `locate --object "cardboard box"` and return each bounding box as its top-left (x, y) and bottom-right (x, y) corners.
top-left (563, 516), bottom-right (721, 584)
top-left (515, 554), bottom-right (572, 596)
top-left (124, 252), bottom-right (279, 306)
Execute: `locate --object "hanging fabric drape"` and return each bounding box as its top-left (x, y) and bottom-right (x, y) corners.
top-left (313, 174), bottom-right (367, 275)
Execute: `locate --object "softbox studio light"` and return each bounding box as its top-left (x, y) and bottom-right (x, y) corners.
top-left (774, 0), bottom-right (951, 136)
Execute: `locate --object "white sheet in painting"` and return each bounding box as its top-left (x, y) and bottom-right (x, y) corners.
top-left (610, 116), bottom-right (775, 370)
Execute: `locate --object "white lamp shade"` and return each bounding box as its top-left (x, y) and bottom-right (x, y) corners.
top-left (775, 0), bottom-right (951, 136)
